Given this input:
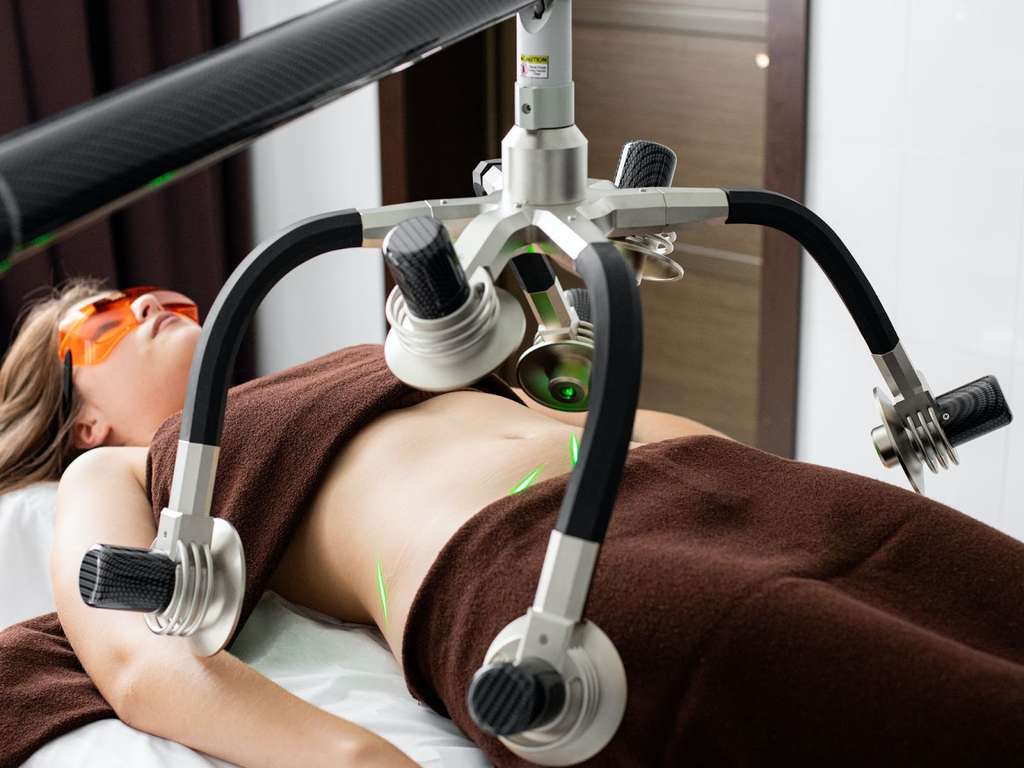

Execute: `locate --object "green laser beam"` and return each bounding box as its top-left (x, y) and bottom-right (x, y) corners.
top-left (15, 232), bottom-right (54, 254)
top-left (375, 557), bottom-right (389, 624)
top-left (146, 170), bottom-right (177, 189)
top-left (569, 433), bottom-right (579, 467)
top-left (509, 465), bottom-right (544, 495)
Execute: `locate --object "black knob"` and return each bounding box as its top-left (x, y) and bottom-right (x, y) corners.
top-left (383, 217), bottom-right (470, 320)
top-left (79, 545), bottom-right (176, 613)
top-left (467, 658), bottom-right (566, 737)
top-left (565, 287), bottom-right (591, 323)
top-left (936, 375), bottom-right (1012, 447)
top-left (614, 140), bottom-right (677, 189)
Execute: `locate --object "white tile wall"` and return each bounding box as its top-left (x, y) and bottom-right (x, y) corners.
top-left (798, 0), bottom-right (1024, 537)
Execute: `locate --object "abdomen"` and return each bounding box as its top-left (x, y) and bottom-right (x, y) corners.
top-left (268, 390), bottom-right (603, 664)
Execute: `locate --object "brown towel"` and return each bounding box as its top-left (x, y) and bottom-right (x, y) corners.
top-left (401, 435), bottom-right (1024, 766)
top-left (0, 343), bottom-right (520, 767)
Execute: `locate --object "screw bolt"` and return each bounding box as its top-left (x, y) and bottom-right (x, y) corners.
top-left (522, 103), bottom-right (532, 114)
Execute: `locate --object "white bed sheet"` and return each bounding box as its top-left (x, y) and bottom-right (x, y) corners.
top-left (25, 592), bottom-right (491, 767)
top-left (0, 482), bottom-right (59, 629)
top-left (1, 484), bottom-right (491, 767)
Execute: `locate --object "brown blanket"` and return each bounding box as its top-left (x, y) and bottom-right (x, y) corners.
top-left (0, 343), bottom-right (520, 768)
top-left (402, 435), bottom-right (1024, 766)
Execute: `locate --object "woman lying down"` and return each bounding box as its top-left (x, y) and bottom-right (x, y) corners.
top-left (1, 280), bottom-right (1022, 768)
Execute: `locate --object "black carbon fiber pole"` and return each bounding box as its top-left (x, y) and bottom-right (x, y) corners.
top-left (0, 0), bottom-right (535, 271)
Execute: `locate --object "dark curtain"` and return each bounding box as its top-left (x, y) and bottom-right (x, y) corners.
top-left (0, 0), bottom-right (254, 380)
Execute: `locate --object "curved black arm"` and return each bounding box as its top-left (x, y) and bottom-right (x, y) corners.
top-left (555, 241), bottom-right (643, 543)
top-left (725, 189), bottom-right (899, 355)
top-left (183, 210), bottom-right (363, 446)
top-left (0, 0), bottom-right (533, 261)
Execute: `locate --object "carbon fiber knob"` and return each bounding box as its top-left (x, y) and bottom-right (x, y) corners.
top-left (565, 287), bottom-right (591, 323)
top-left (467, 659), bottom-right (566, 737)
top-left (383, 217), bottom-right (470, 320)
top-left (79, 545), bottom-right (176, 613)
top-left (936, 375), bottom-right (1012, 446)
top-left (614, 139), bottom-right (678, 189)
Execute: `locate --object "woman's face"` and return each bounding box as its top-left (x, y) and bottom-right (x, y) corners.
top-left (65, 289), bottom-right (201, 448)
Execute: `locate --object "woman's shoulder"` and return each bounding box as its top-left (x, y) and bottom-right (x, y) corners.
top-left (63, 446), bottom-right (149, 491)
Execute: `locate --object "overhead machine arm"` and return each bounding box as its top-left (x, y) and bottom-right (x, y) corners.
top-left (0, 1), bottom-right (1009, 765)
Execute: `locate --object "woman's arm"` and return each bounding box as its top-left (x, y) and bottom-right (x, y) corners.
top-left (52, 447), bottom-right (415, 767)
top-left (510, 387), bottom-right (727, 444)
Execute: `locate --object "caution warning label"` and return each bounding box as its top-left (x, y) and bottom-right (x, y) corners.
top-left (520, 54), bottom-right (550, 79)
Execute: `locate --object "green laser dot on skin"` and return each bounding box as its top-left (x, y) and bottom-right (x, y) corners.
top-left (375, 557), bottom-right (389, 625)
top-left (570, 433), bottom-right (579, 467)
top-left (509, 465), bottom-right (544, 495)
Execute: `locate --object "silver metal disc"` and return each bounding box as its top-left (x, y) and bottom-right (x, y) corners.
top-left (188, 518), bottom-right (246, 656)
top-left (874, 387), bottom-right (925, 493)
top-left (639, 250), bottom-right (684, 282)
top-left (482, 615), bottom-right (627, 766)
top-left (385, 286), bottom-right (526, 391)
top-left (516, 339), bottom-right (592, 412)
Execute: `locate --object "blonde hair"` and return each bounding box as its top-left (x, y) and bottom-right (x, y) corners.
top-left (0, 278), bottom-right (106, 495)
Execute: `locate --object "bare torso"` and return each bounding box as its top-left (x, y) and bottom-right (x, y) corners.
top-left (265, 390), bottom-right (643, 671)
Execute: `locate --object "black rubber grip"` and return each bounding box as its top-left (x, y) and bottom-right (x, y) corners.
top-left (79, 545), bottom-right (176, 613)
top-left (511, 250), bottom-right (556, 293)
top-left (467, 659), bottom-right (565, 736)
top-left (383, 217), bottom-right (469, 319)
top-left (614, 140), bottom-right (678, 189)
top-left (183, 210), bottom-right (363, 446)
top-left (724, 189), bottom-right (899, 355)
top-left (565, 287), bottom-right (591, 322)
top-left (556, 241), bottom-right (642, 542)
top-left (0, 0), bottom-right (534, 257)
top-left (937, 375), bottom-right (1012, 447)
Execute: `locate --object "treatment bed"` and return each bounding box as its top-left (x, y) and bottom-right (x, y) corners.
top-left (0, 483), bottom-right (492, 767)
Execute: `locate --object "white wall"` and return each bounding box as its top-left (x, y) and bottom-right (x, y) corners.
top-left (239, 0), bottom-right (385, 376)
top-left (799, 0), bottom-right (1024, 539)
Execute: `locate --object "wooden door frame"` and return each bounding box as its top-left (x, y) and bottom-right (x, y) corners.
top-left (757, 0), bottom-right (808, 457)
top-left (378, 0), bottom-right (809, 458)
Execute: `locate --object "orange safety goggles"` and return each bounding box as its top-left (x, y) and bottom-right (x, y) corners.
top-left (59, 286), bottom-right (199, 421)
top-left (58, 286), bottom-right (199, 367)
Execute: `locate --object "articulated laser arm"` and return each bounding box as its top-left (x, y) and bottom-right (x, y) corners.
top-left (0, 0), bottom-right (1008, 765)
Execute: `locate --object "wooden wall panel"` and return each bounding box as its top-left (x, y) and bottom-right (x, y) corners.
top-left (573, 20), bottom-right (766, 442)
top-left (757, 0), bottom-right (807, 456)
